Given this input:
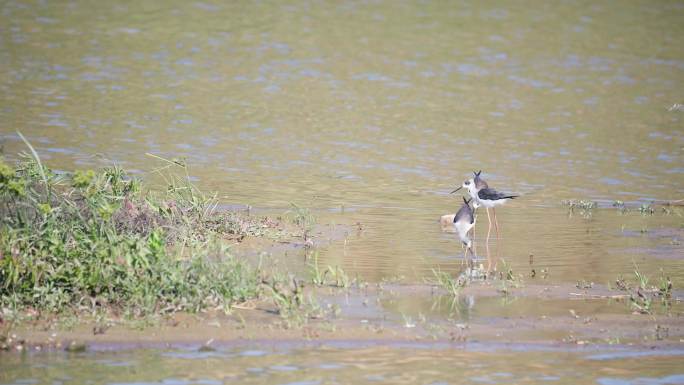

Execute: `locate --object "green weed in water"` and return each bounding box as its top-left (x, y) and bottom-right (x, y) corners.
top-left (262, 272), bottom-right (328, 328)
top-left (625, 264), bottom-right (674, 315)
top-left (286, 202), bottom-right (315, 238)
top-left (264, 272), bottom-right (304, 323)
top-left (430, 268), bottom-right (466, 297)
top-left (638, 204), bottom-right (655, 215)
top-left (306, 251), bottom-right (352, 289)
top-left (562, 199), bottom-right (596, 219)
top-left (562, 199), bottom-right (597, 210)
top-left (499, 259), bottom-right (524, 285)
top-left (628, 263), bottom-right (652, 314)
top-left (326, 265), bottom-right (351, 288)
top-left (497, 259), bottom-right (524, 295)
top-left (308, 251), bottom-right (326, 286)
top-left (657, 270), bottom-right (673, 300)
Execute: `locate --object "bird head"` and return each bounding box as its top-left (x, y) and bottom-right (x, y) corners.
top-left (473, 170), bottom-right (488, 189)
top-left (451, 178), bottom-right (474, 193)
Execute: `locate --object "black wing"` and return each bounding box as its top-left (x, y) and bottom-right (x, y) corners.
top-left (478, 188), bottom-right (517, 201)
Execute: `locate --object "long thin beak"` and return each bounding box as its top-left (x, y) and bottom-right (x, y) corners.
top-left (450, 186), bottom-right (462, 194)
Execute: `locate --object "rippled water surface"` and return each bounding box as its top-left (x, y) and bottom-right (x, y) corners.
top-left (1, 1), bottom-right (683, 281)
top-left (1, 0), bottom-right (684, 382)
top-left (2, 345), bottom-right (684, 385)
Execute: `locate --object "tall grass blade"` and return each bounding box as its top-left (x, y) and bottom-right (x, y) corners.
top-left (16, 131), bottom-right (49, 199)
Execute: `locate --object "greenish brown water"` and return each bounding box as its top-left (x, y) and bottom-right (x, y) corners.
top-left (1, 0), bottom-right (682, 284)
top-left (2, 344), bottom-right (684, 385)
top-left (1, 0), bottom-right (683, 381)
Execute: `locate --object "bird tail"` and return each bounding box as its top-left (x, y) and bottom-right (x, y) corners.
top-left (504, 195), bottom-right (518, 199)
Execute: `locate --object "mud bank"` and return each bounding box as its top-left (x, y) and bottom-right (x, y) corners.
top-left (3, 282), bottom-right (682, 354)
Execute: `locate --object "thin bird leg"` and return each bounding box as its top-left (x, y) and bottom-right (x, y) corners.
top-left (493, 207), bottom-right (500, 240)
top-left (466, 245), bottom-right (474, 270)
top-left (465, 228), bottom-right (476, 261)
top-left (461, 244), bottom-right (466, 266)
top-left (471, 226), bottom-right (476, 258)
top-left (485, 207), bottom-right (492, 273)
top-left (463, 245), bottom-right (468, 267)
top-left (492, 207), bottom-right (500, 271)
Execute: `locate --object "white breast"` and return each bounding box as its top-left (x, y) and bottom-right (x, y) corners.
top-left (454, 220), bottom-right (474, 243)
top-left (478, 198), bottom-right (506, 208)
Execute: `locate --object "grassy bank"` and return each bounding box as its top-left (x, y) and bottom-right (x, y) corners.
top-left (0, 151), bottom-right (262, 319)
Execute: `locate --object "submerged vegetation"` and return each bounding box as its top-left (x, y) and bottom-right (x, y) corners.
top-left (430, 268), bottom-right (467, 297)
top-left (307, 251), bottom-right (352, 289)
top-left (286, 202), bottom-right (316, 238)
top-left (0, 150), bottom-right (263, 318)
top-left (611, 264), bottom-right (674, 315)
top-left (562, 199), bottom-right (598, 211)
top-left (564, 198), bottom-right (683, 216)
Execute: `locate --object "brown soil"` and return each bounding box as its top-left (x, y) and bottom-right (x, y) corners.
top-left (3, 281), bottom-right (682, 353)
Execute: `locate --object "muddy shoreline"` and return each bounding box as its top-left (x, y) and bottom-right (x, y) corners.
top-left (4, 281), bottom-right (682, 354)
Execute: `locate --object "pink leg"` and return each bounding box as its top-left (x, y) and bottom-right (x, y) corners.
top-left (462, 245), bottom-right (467, 266)
top-left (492, 207), bottom-right (500, 271)
top-left (493, 207), bottom-right (500, 240)
top-left (485, 208), bottom-right (492, 273)
top-left (468, 226), bottom-right (476, 260)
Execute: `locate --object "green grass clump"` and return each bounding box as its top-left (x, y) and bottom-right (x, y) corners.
top-left (430, 268), bottom-right (466, 297)
top-left (561, 199), bottom-right (597, 211)
top-left (0, 154), bottom-right (259, 317)
top-left (561, 199), bottom-right (597, 219)
top-left (611, 263), bottom-right (675, 315)
top-left (307, 251), bottom-right (352, 289)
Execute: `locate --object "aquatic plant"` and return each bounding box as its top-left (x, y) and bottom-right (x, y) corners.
top-left (638, 204), bottom-right (655, 215)
top-left (306, 250), bottom-right (352, 289)
top-left (495, 259), bottom-right (524, 296)
top-left (622, 264), bottom-right (675, 315)
top-left (0, 148), bottom-right (262, 317)
top-left (326, 265), bottom-right (351, 288)
top-left (430, 268), bottom-right (467, 296)
top-left (561, 199), bottom-right (597, 211)
top-left (264, 272), bottom-right (304, 322)
top-left (561, 199), bottom-right (596, 219)
top-left (612, 200), bottom-right (628, 214)
top-left (263, 271), bottom-right (332, 328)
top-left (499, 259), bottom-right (524, 285)
top-left (308, 251), bottom-right (326, 286)
top-left (625, 263), bottom-right (652, 314)
top-left (657, 270), bottom-right (673, 300)
top-left (630, 290), bottom-right (652, 314)
top-left (633, 263), bottom-right (649, 290)
top-left (613, 275), bottom-right (629, 291)
top-left (286, 202), bottom-right (316, 240)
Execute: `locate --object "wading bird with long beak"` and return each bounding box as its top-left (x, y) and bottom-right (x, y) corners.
top-left (453, 197), bottom-right (476, 267)
top-left (451, 171), bottom-right (517, 271)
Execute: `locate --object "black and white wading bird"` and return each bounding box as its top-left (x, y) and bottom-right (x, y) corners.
top-left (452, 171), bottom-right (517, 271)
top-left (452, 197), bottom-right (476, 267)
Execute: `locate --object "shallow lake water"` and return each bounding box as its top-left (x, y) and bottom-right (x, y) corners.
top-left (0, 0), bottom-right (683, 381)
top-left (1, 0), bottom-right (682, 285)
top-left (2, 344), bottom-right (684, 385)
